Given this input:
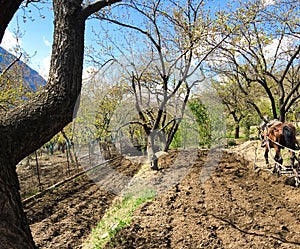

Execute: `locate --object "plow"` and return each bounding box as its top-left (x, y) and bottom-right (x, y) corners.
top-left (265, 136), bottom-right (300, 187)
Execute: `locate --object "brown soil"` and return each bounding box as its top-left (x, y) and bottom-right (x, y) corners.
top-left (18, 142), bottom-right (300, 249)
top-left (19, 154), bottom-right (142, 249)
top-left (104, 145), bottom-right (300, 249)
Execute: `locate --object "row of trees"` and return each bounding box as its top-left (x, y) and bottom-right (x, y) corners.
top-left (80, 0), bottom-right (299, 143)
top-left (72, 67), bottom-right (212, 162)
top-left (0, 0), bottom-right (299, 247)
top-left (208, 0), bottom-right (300, 137)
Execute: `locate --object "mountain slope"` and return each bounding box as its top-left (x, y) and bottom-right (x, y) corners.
top-left (0, 46), bottom-right (46, 91)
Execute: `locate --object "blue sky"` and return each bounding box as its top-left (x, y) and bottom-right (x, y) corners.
top-left (2, 2), bottom-right (102, 80)
top-left (2, 2), bottom-right (54, 79)
top-left (1, 3), bottom-right (124, 80)
top-left (1, 0), bottom-right (279, 81)
top-left (2, 1), bottom-right (227, 81)
top-left (2, 1), bottom-right (124, 80)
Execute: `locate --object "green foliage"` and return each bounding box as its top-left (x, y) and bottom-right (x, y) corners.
top-left (170, 98), bottom-right (211, 148)
top-left (188, 98), bottom-right (211, 147)
top-left (0, 52), bottom-right (40, 111)
top-left (227, 140), bottom-right (236, 146)
top-left (72, 78), bottom-right (131, 145)
top-left (169, 118), bottom-right (195, 149)
top-left (169, 128), bottom-right (182, 149)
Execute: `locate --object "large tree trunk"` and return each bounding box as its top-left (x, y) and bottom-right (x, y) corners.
top-left (3, 0), bottom-right (85, 163)
top-left (0, 0), bottom-right (122, 247)
top-left (0, 1), bottom-right (85, 247)
top-left (0, 155), bottom-right (36, 248)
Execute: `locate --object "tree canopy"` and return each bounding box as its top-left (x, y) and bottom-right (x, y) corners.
top-left (208, 0), bottom-right (300, 122)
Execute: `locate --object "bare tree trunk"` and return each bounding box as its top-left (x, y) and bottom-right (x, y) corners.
top-left (164, 121), bottom-right (179, 152)
top-left (147, 134), bottom-right (158, 170)
top-left (279, 106), bottom-right (286, 122)
top-left (234, 124), bottom-right (240, 139)
top-left (164, 88), bottom-right (190, 151)
top-left (0, 0), bottom-right (120, 247)
top-left (0, 156), bottom-right (36, 248)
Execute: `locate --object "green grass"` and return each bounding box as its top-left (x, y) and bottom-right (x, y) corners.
top-left (83, 188), bottom-right (156, 249)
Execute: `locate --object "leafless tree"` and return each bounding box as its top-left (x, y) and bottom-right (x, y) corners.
top-left (93, 0), bottom-right (229, 169)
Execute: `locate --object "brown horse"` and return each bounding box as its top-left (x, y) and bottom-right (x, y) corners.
top-left (259, 120), bottom-right (297, 168)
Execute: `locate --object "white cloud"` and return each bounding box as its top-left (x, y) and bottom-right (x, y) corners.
top-left (38, 56), bottom-right (51, 80)
top-left (261, 0), bottom-right (276, 8)
top-left (43, 36), bottom-right (51, 47)
top-left (264, 36), bottom-right (298, 59)
top-left (1, 29), bottom-right (19, 52)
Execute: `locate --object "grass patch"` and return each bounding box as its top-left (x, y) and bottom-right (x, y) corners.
top-left (227, 139), bottom-right (237, 146)
top-left (83, 188), bottom-right (156, 249)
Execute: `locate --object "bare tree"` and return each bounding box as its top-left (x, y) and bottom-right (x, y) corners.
top-left (0, 0), bottom-right (120, 247)
top-left (93, 0), bottom-right (228, 169)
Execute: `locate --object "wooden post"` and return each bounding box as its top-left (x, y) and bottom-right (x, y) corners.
top-left (34, 151), bottom-right (41, 190)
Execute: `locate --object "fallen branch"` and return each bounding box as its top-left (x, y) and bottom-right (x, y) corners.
top-left (22, 156), bottom-right (122, 204)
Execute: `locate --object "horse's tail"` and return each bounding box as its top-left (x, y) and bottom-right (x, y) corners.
top-left (283, 125), bottom-right (295, 150)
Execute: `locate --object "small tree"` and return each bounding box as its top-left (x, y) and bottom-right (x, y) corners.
top-left (95, 83), bottom-right (129, 140)
top-left (0, 48), bottom-right (43, 111)
top-left (188, 97), bottom-right (211, 146)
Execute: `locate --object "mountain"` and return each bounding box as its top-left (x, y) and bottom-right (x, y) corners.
top-left (0, 46), bottom-right (46, 91)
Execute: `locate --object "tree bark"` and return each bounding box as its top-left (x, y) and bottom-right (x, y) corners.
top-left (0, 1), bottom-right (85, 247)
top-left (234, 124), bottom-right (240, 139)
top-left (147, 133), bottom-right (159, 170)
top-left (0, 155), bottom-right (36, 248)
top-left (279, 106), bottom-right (286, 122)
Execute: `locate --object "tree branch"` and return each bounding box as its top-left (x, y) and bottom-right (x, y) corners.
top-left (0, 53), bottom-right (22, 78)
top-left (0, 0), bottom-right (23, 43)
top-left (81, 0), bottom-right (122, 20)
top-left (279, 45), bottom-right (300, 85)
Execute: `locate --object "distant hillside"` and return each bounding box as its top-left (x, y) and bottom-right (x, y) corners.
top-left (0, 46), bottom-right (46, 91)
